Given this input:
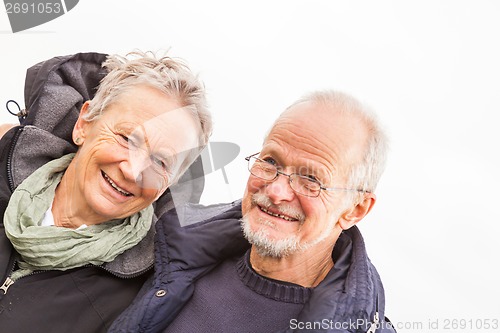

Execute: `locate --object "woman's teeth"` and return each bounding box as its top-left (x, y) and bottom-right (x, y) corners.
top-left (102, 172), bottom-right (132, 196)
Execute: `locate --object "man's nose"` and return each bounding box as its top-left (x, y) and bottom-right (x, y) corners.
top-left (264, 172), bottom-right (296, 204)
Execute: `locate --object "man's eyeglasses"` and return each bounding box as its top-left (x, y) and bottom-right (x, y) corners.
top-left (245, 153), bottom-right (367, 198)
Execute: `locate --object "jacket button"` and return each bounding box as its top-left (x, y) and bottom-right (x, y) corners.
top-left (156, 289), bottom-right (167, 297)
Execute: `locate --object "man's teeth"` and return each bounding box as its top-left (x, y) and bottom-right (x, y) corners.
top-left (260, 207), bottom-right (296, 221)
top-left (103, 172), bottom-right (132, 196)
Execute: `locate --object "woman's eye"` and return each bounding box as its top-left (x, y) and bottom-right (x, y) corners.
top-left (118, 134), bottom-right (129, 144)
top-left (151, 156), bottom-right (167, 170)
top-left (119, 134), bottom-right (138, 148)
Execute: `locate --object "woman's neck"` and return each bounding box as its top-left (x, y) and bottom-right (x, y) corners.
top-left (51, 163), bottom-right (103, 229)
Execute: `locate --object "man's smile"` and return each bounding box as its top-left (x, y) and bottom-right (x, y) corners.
top-left (258, 205), bottom-right (299, 222)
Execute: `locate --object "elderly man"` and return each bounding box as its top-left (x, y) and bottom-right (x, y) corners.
top-left (110, 90), bottom-right (395, 333)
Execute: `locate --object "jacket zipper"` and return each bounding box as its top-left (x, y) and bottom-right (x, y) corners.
top-left (1, 262), bottom-right (153, 296)
top-left (0, 257), bottom-right (47, 295)
top-left (0, 277), bottom-right (14, 294)
top-left (1, 126), bottom-right (24, 296)
top-left (0, 252), bottom-right (18, 295)
top-left (366, 293), bottom-right (382, 333)
top-left (366, 311), bottom-right (380, 333)
top-left (95, 262), bottom-right (154, 279)
top-left (6, 126), bottom-right (24, 192)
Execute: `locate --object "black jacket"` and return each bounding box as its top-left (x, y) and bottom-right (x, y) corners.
top-left (0, 53), bottom-right (204, 333)
top-left (109, 201), bottom-right (396, 333)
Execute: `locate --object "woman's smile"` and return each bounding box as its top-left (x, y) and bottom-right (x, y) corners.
top-left (101, 171), bottom-right (133, 197)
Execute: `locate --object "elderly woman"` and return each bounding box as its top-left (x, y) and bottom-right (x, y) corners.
top-left (0, 52), bottom-right (211, 332)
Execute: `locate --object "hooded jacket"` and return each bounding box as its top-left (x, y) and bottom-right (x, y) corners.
top-left (0, 52), bottom-right (204, 333)
top-left (109, 201), bottom-right (397, 333)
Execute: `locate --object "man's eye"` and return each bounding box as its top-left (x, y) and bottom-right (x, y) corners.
top-left (262, 157), bottom-right (277, 165)
top-left (304, 175), bottom-right (318, 182)
top-left (302, 178), bottom-right (321, 190)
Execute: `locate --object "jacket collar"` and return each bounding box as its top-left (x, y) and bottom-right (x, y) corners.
top-left (296, 227), bottom-right (386, 330)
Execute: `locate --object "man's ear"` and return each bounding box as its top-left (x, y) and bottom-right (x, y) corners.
top-left (73, 101), bottom-right (91, 145)
top-left (338, 193), bottom-right (376, 230)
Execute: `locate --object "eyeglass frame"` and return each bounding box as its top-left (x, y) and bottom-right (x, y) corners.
top-left (244, 152), bottom-right (369, 197)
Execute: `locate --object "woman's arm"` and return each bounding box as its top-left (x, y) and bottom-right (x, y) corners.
top-left (0, 124), bottom-right (16, 140)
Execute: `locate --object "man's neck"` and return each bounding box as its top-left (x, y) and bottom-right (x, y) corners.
top-left (248, 239), bottom-right (337, 288)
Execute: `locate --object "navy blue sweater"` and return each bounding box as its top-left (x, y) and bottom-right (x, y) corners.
top-left (164, 250), bottom-right (311, 332)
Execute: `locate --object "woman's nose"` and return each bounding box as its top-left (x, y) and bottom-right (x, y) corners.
top-left (121, 150), bottom-right (152, 184)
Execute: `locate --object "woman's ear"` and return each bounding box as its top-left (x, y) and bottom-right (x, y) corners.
top-left (338, 193), bottom-right (376, 230)
top-left (73, 101), bottom-right (91, 145)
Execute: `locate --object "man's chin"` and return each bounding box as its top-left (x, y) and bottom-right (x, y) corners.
top-left (251, 238), bottom-right (301, 258)
top-left (241, 215), bottom-right (301, 258)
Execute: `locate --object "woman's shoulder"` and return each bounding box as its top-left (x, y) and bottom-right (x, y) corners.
top-left (154, 200), bottom-right (248, 270)
top-left (174, 199), bottom-right (243, 227)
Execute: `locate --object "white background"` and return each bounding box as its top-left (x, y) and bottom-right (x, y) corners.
top-left (1, 1), bottom-right (499, 332)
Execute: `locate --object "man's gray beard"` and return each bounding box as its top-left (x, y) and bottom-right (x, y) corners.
top-left (241, 214), bottom-right (302, 258)
top-left (241, 211), bottom-right (342, 259)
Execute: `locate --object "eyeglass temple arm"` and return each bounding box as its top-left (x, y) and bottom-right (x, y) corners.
top-left (321, 186), bottom-right (369, 193)
top-left (245, 152), bottom-right (260, 161)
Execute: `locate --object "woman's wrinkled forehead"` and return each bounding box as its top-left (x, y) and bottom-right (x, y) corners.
top-left (131, 106), bottom-right (201, 163)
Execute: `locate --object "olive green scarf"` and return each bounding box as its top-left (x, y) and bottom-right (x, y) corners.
top-left (4, 154), bottom-right (153, 281)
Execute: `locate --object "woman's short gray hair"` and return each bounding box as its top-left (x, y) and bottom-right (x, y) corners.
top-left (85, 51), bottom-right (212, 183)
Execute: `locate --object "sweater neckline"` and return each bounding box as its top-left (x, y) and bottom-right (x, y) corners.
top-left (236, 250), bottom-right (312, 304)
